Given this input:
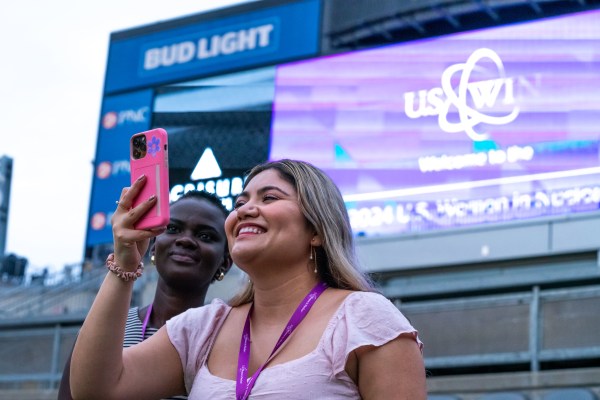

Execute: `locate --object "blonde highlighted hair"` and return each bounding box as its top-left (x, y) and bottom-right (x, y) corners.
top-left (229, 159), bottom-right (376, 306)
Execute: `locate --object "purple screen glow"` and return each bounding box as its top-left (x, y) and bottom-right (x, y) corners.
top-left (269, 10), bottom-right (600, 236)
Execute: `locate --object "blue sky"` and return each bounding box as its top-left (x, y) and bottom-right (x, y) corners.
top-left (0, 0), bottom-right (254, 274)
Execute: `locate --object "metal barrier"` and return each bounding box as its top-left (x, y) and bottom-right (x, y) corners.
top-left (398, 284), bottom-right (600, 372)
top-left (0, 278), bottom-right (598, 390)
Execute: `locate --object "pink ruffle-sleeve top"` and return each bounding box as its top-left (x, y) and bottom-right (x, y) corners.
top-left (166, 291), bottom-right (422, 399)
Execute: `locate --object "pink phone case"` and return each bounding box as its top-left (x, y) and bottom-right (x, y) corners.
top-left (130, 128), bottom-right (170, 229)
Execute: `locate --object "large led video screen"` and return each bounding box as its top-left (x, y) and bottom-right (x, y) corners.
top-left (270, 9), bottom-right (600, 237)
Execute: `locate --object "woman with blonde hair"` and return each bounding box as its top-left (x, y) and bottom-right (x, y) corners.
top-left (70, 159), bottom-right (426, 399)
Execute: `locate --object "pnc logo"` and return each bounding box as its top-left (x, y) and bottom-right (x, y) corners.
top-left (404, 48), bottom-right (519, 141)
top-left (91, 212), bottom-right (107, 231)
top-left (96, 161), bottom-right (112, 179)
top-left (101, 107), bottom-right (149, 130)
top-left (96, 160), bottom-right (129, 179)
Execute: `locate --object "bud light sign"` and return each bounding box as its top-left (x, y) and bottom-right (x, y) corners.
top-left (104, 0), bottom-right (319, 93)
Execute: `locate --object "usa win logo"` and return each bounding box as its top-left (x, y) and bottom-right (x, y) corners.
top-left (404, 48), bottom-right (519, 142)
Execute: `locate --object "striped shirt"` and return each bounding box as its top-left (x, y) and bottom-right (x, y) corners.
top-left (125, 307), bottom-right (187, 399)
top-left (124, 307), bottom-right (159, 347)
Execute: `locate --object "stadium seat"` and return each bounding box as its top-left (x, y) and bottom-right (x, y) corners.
top-left (479, 393), bottom-right (528, 400)
top-left (542, 388), bottom-right (598, 400)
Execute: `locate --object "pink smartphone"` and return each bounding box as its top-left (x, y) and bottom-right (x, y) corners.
top-left (130, 128), bottom-right (170, 229)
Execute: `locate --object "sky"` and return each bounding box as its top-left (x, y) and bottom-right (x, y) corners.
top-left (0, 0), bottom-right (255, 275)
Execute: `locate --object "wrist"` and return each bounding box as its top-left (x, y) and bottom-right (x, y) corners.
top-left (105, 253), bottom-right (143, 282)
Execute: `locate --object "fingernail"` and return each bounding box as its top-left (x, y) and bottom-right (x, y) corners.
top-left (149, 195), bottom-right (156, 201)
top-left (136, 174), bottom-right (145, 182)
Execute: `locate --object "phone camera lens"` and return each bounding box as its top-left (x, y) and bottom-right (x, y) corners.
top-left (132, 135), bottom-right (148, 159)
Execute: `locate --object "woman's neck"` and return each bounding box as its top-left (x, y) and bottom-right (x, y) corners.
top-left (251, 272), bottom-right (321, 323)
top-left (147, 283), bottom-right (207, 328)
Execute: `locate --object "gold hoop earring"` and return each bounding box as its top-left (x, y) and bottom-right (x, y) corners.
top-left (150, 255), bottom-right (156, 265)
top-left (216, 270), bottom-right (225, 281)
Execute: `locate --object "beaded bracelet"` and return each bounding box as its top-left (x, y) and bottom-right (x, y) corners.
top-left (105, 253), bottom-right (144, 282)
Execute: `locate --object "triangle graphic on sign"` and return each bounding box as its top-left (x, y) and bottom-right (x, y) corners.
top-left (334, 142), bottom-right (357, 168)
top-left (191, 148), bottom-right (222, 180)
top-left (334, 143), bottom-right (353, 163)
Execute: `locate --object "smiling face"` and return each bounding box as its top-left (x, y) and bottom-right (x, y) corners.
top-left (225, 169), bottom-right (316, 273)
top-left (153, 197), bottom-right (229, 291)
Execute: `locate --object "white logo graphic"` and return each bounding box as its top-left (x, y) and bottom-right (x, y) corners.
top-left (96, 161), bottom-right (112, 179)
top-left (102, 112), bottom-right (117, 129)
top-left (91, 212), bottom-right (107, 230)
top-left (405, 48), bottom-right (519, 141)
top-left (191, 147), bottom-right (222, 180)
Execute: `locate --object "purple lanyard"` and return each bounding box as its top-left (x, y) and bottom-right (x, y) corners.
top-left (140, 303), bottom-right (153, 340)
top-left (235, 281), bottom-right (328, 400)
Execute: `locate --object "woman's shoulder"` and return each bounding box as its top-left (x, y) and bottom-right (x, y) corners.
top-left (322, 289), bottom-right (394, 314)
top-left (166, 298), bottom-right (231, 336)
top-left (340, 290), bottom-right (399, 312)
top-left (330, 290), bottom-right (417, 335)
top-left (178, 297), bottom-right (230, 319)
top-left (323, 290), bottom-right (421, 375)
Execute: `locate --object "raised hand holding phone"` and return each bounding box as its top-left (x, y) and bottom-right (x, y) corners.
top-left (130, 128), bottom-right (170, 229)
